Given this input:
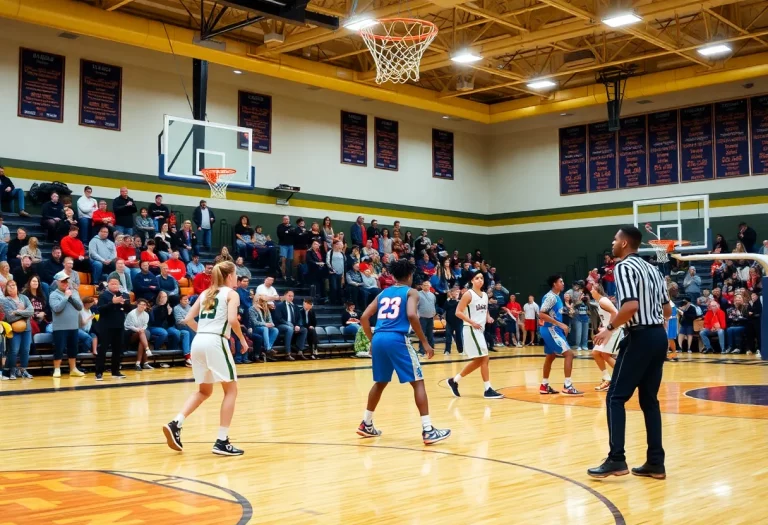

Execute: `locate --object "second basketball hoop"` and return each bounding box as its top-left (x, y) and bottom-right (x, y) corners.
top-left (359, 18), bottom-right (438, 84)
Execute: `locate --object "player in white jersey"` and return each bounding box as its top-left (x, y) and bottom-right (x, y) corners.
top-left (163, 261), bottom-right (249, 456)
top-left (446, 272), bottom-right (504, 399)
top-left (590, 284), bottom-right (623, 392)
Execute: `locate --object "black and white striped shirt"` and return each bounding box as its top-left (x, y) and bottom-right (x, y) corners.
top-left (614, 253), bottom-right (669, 327)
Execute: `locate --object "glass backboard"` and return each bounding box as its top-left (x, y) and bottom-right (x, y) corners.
top-left (634, 194), bottom-right (711, 255)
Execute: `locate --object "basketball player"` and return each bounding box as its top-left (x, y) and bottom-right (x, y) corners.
top-left (666, 300), bottom-right (679, 362)
top-left (163, 261), bottom-right (249, 456)
top-left (590, 284), bottom-right (622, 391)
top-left (539, 275), bottom-right (583, 396)
top-left (357, 259), bottom-right (451, 445)
top-left (446, 272), bottom-right (504, 399)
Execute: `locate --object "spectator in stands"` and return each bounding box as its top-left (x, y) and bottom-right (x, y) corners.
top-left (700, 301), bottom-right (726, 354)
top-left (89, 226), bottom-right (117, 284)
top-left (747, 291), bottom-right (762, 356)
top-left (236, 276), bottom-right (252, 323)
top-left (600, 254), bottom-right (616, 297)
top-left (348, 246), bottom-right (362, 270)
top-left (677, 299), bottom-right (696, 353)
top-left (366, 219), bottom-right (381, 252)
top-left (113, 187), bottom-right (137, 235)
top-left (350, 216), bottom-right (366, 248)
top-left (503, 294), bottom-right (523, 348)
top-left (187, 253), bottom-right (204, 279)
top-left (292, 217), bottom-right (310, 271)
top-left (134, 260), bottom-right (159, 303)
top-left (148, 194), bottom-right (170, 231)
top-left (232, 256), bottom-right (249, 280)
top-left (442, 287), bottom-right (463, 354)
top-left (697, 289), bottom-right (711, 308)
top-left (276, 215), bottom-right (294, 282)
top-left (41, 192), bottom-right (64, 242)
top-left (326, 240), bottom-right (345, 305)
top-left (361, 239), bottom-right (377, 262)
top-left (0, 216), bottom-right (8, 262)
top-left (1, 279), bottom-right (33, 379)
top-left (414, 229), bottom-right (431, 256)
top-left (92, 200), bottom-right (116, 238)
top-left (78, 296), bottom-right (98, 356)
top-left (173, 295), bottom-right (194, 367)
top-left (683, 267), bottom-right (701, 297)
top-left (37, 245), bottom-right (63, 291)
top-left (322, 217), bottom-right (334, 252)
top-left (572, 292), bottom-right (590, 351)
top-left (417, 252), bottom-right (435, 277)
top-left (725, 295), bottom-right (749, 354)
top-left (378, 228), bottom-right (392, 256)
top-left (134, 208), bottom-right (155, 243)
top-left (149, 290), bottom-right (188, 356)
top-left (759, 240), bottom-right (768, 255)
top-left (96, 277), bottom-right (130, 379)
top-left (49, 272), bottom-right (84, 378)
top-left (296, 298), bottom-right (319, 359)
top-left (403, 231), bottom-right (414, 252)
top-left (56, 207), bottom-right (78, 242)
top-left (255, 275), bottom-right (279, 306)
top-left (252, 225), bottom-right (276, 271)
top-left (711, 287), bottom-right (729, 311)
top-left (154, 222), bottom-right (173, 262)
top-left (19, 236), bottom-right (42, 265)
top-left (341, 301), bottom-right (361, 338)
top-left (8, 227), bottom-right (27, 268)
top-left (306, 240), bottom-right (325, 298)
top-left (23, 275), bottom-right (49, 334)
top-left (249, 297), bottom-right (278, 359)
top-left (0, 261), bottom-right (9, 293)
top-left (361, 268), bottom-right (380, 302)
top-left (713, 233), bottom-right (729, 253)
top-left (273, 290), bottom-right (307, 360)
top-left (60, 225), bottom-right (90, 273)
top-left (748, 267), bottom-right (763, 294)
top-left (125, 298), bottom-right (151, 371)
top-left (523, 295), bottom-right (539, 346)
top-left (191, 199), bottom-right (214, 251)
top-left (235, 215), bottom-right (256, 259)
top-left (345, 262), bottom-right (366, 310)
top-left (13, 255), bottom-right (35, 290)
top-left (737, 222), bottom-right (757, 253)
top-left (216, 246), bottom-right (233, 264)
top-left (116, 235), bottom-right (139, 275)
top-left (192, 263), bottom-right (214, 298)
top-left (379, 266), bottom-right (395, 290)
top-left (0, 166), bottom-right (29, 216)
top-left (108, 259), bottom-right (132, 295)
top-left (76, 186), bottom-right (97, 243)
top-left (170, 220), bottom-right (194, 263)
top-left (157, 263), bottom-right (180, 307)
top-left (140, 239), bottom-right (161, 274)
top-left (417, 280), bottom-right (436, 355)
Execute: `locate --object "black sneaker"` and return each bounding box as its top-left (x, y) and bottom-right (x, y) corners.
top-left (112, 373), bottom-right (127, 379)
top-left (163, 421), bottom-right (183, 451)
top-left (356, 421), bottom-right (382, 438)
top-left (212, 438), bottom-right (244, 456)
top-left (483, 387), bottom-right (504, 399)
top-left (447, 378), bottom-right (461, 397)
top-left (631, 463), bottom-right (666, 479)
top-left (422, 426), bottom-right (451, 445)
top-left (135, 364), bottom-right (142, 372)
top-left (95, 373), bottom-right (103, 381)
top-left (587, 458), bottom-right (629, 478)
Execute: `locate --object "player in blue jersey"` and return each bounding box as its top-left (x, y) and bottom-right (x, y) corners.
top-left (357, 259), bottom-right (451, 445)
top-left (538, 274), bottom-right (583, 396)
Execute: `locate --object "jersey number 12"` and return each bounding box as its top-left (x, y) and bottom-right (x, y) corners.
top-left (378, 297), bottom-right (401, 319)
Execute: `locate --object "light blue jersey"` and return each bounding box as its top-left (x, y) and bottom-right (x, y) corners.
top-left (374, 285), bottom-right (411, 334)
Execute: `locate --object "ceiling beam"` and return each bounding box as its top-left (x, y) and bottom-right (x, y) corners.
top-left (705, 7), bottom-right (768, 48)
top-left (103, 0), bottom-right (135, 11)
top-left (456, 3), bottom-right (529, 33)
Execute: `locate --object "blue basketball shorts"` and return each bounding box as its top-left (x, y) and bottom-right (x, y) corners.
top-left (371, 331), bottom-right (423, 383)
top-left (539, 326), bottom-right (570, 355)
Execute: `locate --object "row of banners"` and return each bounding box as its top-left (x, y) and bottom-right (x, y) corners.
top-left (559, 96), bottom-right (768, 195)
top-left (18, 46), bottom-right (456, 180)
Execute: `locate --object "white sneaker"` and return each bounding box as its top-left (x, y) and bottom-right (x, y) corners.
top-left (53, 368), bottom-right (61, 378)
top-left (515, 343), bottom-right (522, 348)
top-left (185, 359), bottom-right (192, 367)
top-left (70, 369), bottom-right (85, 377)
top-left (146, 349), bottom-right (153, 357)
top-left (757, 351), bottom-right (762, 358)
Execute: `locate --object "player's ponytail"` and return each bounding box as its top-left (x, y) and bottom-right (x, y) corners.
top-left (202, 261), bottom-right (236, 311)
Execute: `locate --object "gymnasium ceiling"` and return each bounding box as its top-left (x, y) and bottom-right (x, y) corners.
top-left (3, 0), bottom-right (768, 123)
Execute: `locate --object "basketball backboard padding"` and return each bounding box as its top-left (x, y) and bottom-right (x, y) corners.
top-left (159, 115), bottom-right (255, 189)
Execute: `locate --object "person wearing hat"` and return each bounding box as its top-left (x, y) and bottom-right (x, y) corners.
top-left (414, 229), bottom-right (431, 257)
top-left (49, 271), bottom-right (84, 378)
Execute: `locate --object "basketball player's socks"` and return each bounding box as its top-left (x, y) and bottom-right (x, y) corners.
top-left (483, 381), bottom-right (492, 391)
top-left (421, 415), bottom-right (432, 431)
top-left (363, 410), bottom-right (374, 425)
top-left (541, 377), bottom-right (549, 385)
top-left (564, 378), bottom-right (573, 388)
top-left (174, 414), bottom-right (186, 427)
top-left (453, 373), bottom-right (462, 383)
top-left (217, 426), bottom-right (229, 441)
top-left (602, 371), bottom-right (612, 382)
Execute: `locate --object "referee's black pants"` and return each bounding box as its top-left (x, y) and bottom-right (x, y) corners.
top-left (606, 325), bottom-right (667, 466)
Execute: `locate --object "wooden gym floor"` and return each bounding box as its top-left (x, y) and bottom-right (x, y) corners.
top-left (1, 346), bottom-right (767, 524)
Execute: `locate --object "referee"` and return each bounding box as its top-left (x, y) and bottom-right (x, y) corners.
top-left (588, 226), bottom-right (670, 480)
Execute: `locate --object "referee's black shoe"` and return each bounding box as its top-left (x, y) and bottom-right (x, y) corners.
top-left (631, 463), bottom-right (666, 479)
top-left (587, 459), bottom-right (629, 478)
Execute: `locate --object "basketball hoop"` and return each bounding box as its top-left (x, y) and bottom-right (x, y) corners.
top-left (360, 18), bottom-right (438, 84)
top-left (200, 168), bottom-right (236, 199)
top-left (648, 240), bottom-right (677, 264)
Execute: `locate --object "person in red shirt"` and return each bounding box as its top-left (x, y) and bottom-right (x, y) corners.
top-left (165, 250), bottom-right (187, 281)
top-left (116, 235), bottom-right (139, 271)
top-left (600, 254), bottom-right (616, 297)
top-left (92, 200), bottom-right (116, 238)
top-left (193, 263), bottom-right (213, 296)
top-left (503, 294), bottom-right (523, 347)
top-left (140, 239), bottom-right (161, 274)
top-left (60, 225), bottom-right (91, 273)
top-left (378, 266), bottom-right (395, 289)
top-left (700, 301), bottom-right (726, 354)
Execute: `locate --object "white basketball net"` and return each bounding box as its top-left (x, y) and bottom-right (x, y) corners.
top-left (360, 18), bottom-right (438, 84)
top-left (201, 169), bottom-right (235, 199)
top-left (652, 245), bottom-right (670, 264)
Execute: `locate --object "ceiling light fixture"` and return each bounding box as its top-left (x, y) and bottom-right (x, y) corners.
top-left (602, 12), bottom-right (641, 28)
top-left (697, 43), bottom-right (732, 57)
top-left (344, 17), bottom-right (377, 31)
top-left (233, 70), bottom-right (243, 75)
top-left (450, 51), bottom-right (483, 64)
top-left (442, 115), bottom-right (450, 119)
top-left (527, 79), bottom-right (557, 89)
